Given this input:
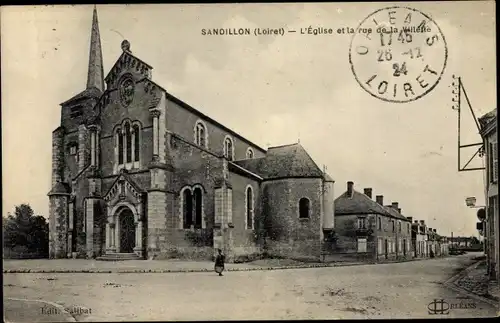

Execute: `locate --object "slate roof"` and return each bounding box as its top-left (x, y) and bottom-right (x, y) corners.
top-left (48, 182), bottom-right (71, 195)
top-left (383, 205), bottom-right (411, 222)
top-left (60, 87), bottom-right (102, 106)
top-left (233, 143), bottom-right (327, 180)
top-left (335, 190), bottom-right (392, 216)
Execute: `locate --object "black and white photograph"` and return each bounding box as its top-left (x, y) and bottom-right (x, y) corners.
top-left (1, 2), bottom-right (498, 321)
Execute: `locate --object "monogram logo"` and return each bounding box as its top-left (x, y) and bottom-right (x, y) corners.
top-left (119, 75), bottom-right (135, 107)
top-left (428, 299), bottom-right (449, 315)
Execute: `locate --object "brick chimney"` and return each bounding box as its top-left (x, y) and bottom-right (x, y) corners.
top-left (347, 181), bottom-right (354, 197)
top-left (433, 229), bottom-right (437, 233)
top-left (398, 208), bottom-right (402, 214)
top-left (364, 188), bottom-right (373, 199)
top-left (420, 220), bottom-right (425, 225)
top-left (407, 216), bottom-right (413, 222)
top-left (414, 220), bottom-right (419, 224)
top-left (429, 227), bottom-right (433, 232)
top-left (392, 202), bottom-right (399, 210)
top-left (376, 195), bottom-right (384, 205)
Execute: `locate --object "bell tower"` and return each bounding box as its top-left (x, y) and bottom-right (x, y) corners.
top-left (48, 6), bottom-right (106, 259)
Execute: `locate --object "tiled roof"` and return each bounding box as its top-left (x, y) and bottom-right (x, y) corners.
top-left (335, 190), bottom-right (392, 216)
top-left (233, 143), bottom-right (326, 180)
top-left (60, 87), bottom-right (102, 106)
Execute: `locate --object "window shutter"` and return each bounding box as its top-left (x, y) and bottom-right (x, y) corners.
top-left (493, 142), bottom-right (498, 182)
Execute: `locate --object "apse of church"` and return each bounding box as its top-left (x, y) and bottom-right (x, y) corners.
top-left (48, 7), bottom-right (336, 262)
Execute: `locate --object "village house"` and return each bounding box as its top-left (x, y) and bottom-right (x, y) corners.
top-left (333, 182), bottom-right (412, 262)
top-left (478, 108), bottom-right (498, 283)
top-left (47, 7), bottom-right (336, 262)
top-left (411, 220), bottom-right (428, 258)
top-left (427, 228), bottom-right (439, 257)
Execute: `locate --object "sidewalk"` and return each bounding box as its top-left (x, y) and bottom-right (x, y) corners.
top-left (450, 260), bottom-right (499, 304)
top-left (3, 258), bottom-right (366, 273)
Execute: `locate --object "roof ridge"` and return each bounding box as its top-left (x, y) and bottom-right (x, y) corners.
top-left (268, 142), bottom-right (299, 150)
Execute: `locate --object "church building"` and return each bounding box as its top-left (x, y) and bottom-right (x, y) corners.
top-left (48, 7), bottom-right (336, 262)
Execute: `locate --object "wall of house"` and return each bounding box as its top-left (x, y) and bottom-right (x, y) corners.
top-left (228, 172), bottom-right (262, 261)
top-left (165, 98), bottom-right (266, 160)
top-left (373, 215), bottom-right (412, 261)
top-left (334, 213), bottom-right (376, 258)
top-left (262, 178), bottom-right (323, 261)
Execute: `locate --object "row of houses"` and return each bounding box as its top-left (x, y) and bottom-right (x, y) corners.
top-left (330, 181), bottom-right (449, 262)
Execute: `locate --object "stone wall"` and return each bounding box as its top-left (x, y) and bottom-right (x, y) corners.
top-left (165, 97), bottom-right (266, 160)
top-left (262, 178), bottom-right (323, 261)
top-left (228, 171), bottom-right (262, 262)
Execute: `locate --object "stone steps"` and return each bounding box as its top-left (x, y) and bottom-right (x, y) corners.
top-left (96, 253), bottom-right (142, 261)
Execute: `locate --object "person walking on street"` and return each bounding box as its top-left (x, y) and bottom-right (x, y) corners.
top-left (215, 248), bottom-right (225, 276)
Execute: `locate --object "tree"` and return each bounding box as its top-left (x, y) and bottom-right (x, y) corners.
top-left (3, 204), bottom-right (49, 257)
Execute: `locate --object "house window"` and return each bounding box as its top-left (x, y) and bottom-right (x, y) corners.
top-left (246, 148), bottom-right (254, 159)
top-left (194, 121), bottom-right (208, 148)
top-left (357, 217), bottom-right (367, 229)
top-left (193, 187), bottom-right (203, 229)
top-left (357, 238), bottom-right (367, 253)
top-left (407, 223), bottom-right (410, 234)
top-left (299, 198), bottom-right (310, 219)
top-left (392, 220), bottom-right (395, 232)
top-left (398, 221), bottom-right (402, 232)
top-left (245, 186), bottom-right (254, 229)
top-left (223, 136), bottom-right (234, 161)
top-left (378, 216), bottom-right (382, 230)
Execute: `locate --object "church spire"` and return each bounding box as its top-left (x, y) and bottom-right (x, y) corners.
top-left (86, 5), bottom-right (104, 92)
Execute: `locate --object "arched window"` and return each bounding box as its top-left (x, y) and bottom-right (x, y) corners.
top-left (299, 198), bottom-right (310, 219)
top-left (133, 124), bottom-right (140, 162)
top-left (194, 121), bottom-right (208, 148)
top-left (118, 129), bottom-right (124, 165)
top-left (245, 186), bottom-right (254, 229)
top-left (125, 123), bottom-right (132, 163)
top-left (183, 189), bottom-right (193, 229)
top-left (193, 187), bottom-right (203, 229)
top-left (224, 136), bottom-right (234, 161)
top-left (246, 148), bottom-right (254, 159)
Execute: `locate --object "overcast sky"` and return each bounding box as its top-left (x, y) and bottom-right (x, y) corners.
top-left (1, 2), bottom-right (495, 237)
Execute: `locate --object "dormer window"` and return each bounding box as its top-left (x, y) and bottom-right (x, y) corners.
top-left (246, 147), bottom-right (254, 159)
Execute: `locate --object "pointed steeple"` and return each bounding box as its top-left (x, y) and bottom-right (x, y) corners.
top-left (86, 5), bottom-right (104, 92)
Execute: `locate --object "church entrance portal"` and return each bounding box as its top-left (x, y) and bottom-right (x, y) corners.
top-left (119, 208), bottom-right (135, 253)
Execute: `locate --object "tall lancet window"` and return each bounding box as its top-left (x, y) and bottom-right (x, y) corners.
top-left (118, 130), bottom-right (124, 165)
top-left (133, 124), bottom-right (140, 162)
top-left (125, 123), bottom-right (132, 163)
top-left (194, 120), bottom-right (208, 148)
top-left (224, 136), bottom-right (234, 161)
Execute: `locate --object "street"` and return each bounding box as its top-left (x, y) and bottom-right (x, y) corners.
top-left (3, 253), bottom-right (498, 321)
